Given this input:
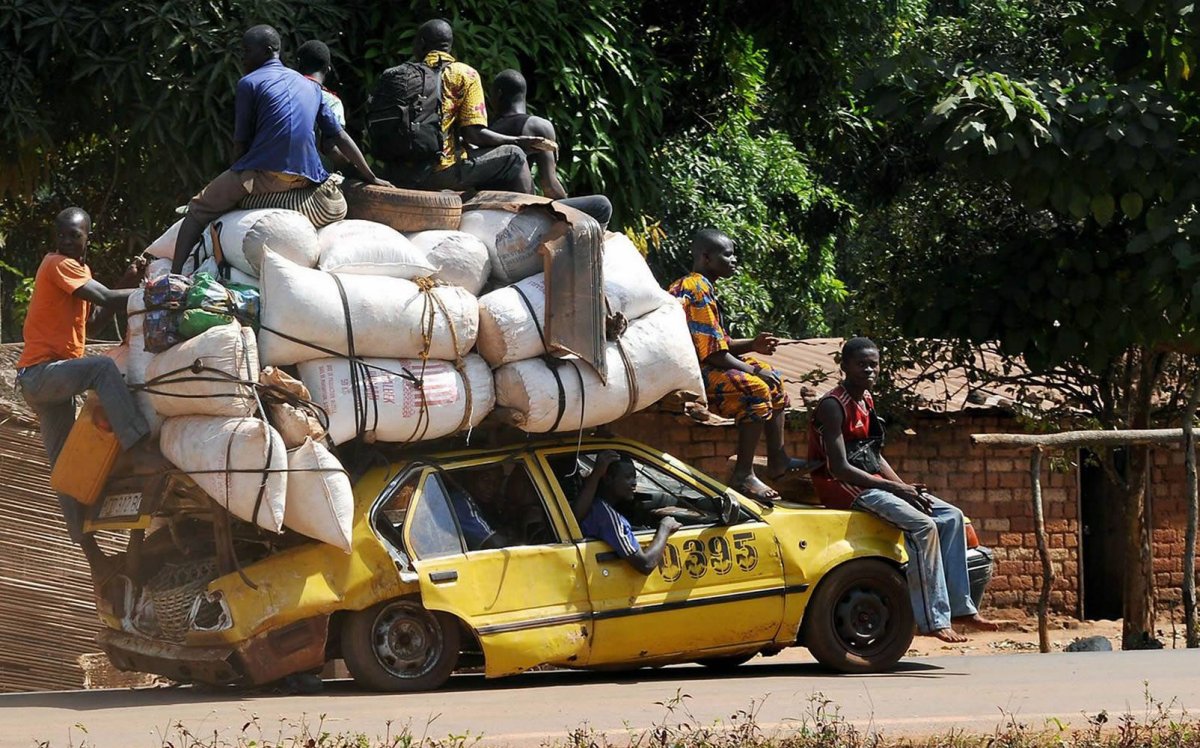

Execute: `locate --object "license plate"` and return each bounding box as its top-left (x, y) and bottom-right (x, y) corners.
top-left (98, 492), bottom-right (143, 519)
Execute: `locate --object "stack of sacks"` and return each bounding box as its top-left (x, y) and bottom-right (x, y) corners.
top-left (477, 233), bottom-right (702, 432)
top-left (132, 272), bottom-right (354, 551)
top-left (259, 220), bottom-right (494, 446)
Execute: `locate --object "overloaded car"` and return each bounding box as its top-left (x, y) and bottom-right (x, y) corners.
top-left (89, 436), bottom-right (989, 691)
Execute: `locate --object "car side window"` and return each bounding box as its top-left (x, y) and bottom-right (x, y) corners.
top-left (408, 473), bottom-right (467, 559)
top-left (549, 451), bottom-right (743, 531)
top-left (441, 462), bottom-right (558, 550)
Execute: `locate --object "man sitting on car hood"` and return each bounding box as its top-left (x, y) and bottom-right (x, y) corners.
top-left (808, 337), bottom-right (999, 643)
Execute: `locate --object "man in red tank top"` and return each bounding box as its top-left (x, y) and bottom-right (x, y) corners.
top-left (808, 337), bottom-right (998, 642)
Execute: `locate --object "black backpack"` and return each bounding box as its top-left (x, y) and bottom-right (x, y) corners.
top-left (366, 60), bottom-right (447, 166)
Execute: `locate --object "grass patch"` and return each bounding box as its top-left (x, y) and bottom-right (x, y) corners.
top-left (37, 688), bottom-right (1200, 748)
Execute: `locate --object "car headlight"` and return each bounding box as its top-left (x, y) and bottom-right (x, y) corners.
top-left (188, 590), bottom-right (233, 632)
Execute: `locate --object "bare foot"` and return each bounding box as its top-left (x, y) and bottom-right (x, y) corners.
top-left (927, 627), bottom-right (969, 643)
top-left (953, 614), bottom-right (1001, 632)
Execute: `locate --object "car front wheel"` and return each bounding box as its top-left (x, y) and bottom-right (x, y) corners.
top-left (804, 558), bottom-right (914, 674)
top-left (341, 598), bottom-right (461, 692)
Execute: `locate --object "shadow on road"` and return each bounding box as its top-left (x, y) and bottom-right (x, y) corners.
top-left (0, 660), bottom-right (952, 711)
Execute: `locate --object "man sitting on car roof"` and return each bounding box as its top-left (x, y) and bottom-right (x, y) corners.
top-left (808, 337), bottom-right (999, 643)
top-left (570, 451), bottom-right (680, 575)
top-left (669, 228), bottom-right (808, 506)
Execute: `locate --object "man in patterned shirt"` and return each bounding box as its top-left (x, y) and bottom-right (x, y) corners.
top-left (394, 19), bottom-right (554, 192)
top-left (669, 228), bottom-right (806, 505)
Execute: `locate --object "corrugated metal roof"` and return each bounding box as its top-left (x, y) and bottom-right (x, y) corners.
top-left (758, 338), bottom-right (1031, 415)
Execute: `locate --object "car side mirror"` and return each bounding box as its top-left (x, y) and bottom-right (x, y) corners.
top-left (718, 491), bottom-right (740, 526)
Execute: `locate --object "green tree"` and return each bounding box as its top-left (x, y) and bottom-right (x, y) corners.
top-left (844, 0), bottom-right (1200, 648)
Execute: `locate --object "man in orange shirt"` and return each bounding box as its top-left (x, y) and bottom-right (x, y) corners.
top-left (16, 207), bottom-right (150, 567)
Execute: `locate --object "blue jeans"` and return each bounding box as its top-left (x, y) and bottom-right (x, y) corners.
top-left (17, 356), bottom-right (150, 543)
top-left (852, 489), bottom-right (977, 633)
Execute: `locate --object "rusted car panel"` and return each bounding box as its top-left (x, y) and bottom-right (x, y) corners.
top-left (100, 616), bottom-right (329, 686)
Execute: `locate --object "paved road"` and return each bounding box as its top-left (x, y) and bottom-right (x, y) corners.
top-left (3, 649), bottom-right (1199, 747)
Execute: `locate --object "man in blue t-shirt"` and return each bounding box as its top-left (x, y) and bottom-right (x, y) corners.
top-left (171, 24), bottom-right (390, 272)
top-left (571, 451), bottom-right (681, 575)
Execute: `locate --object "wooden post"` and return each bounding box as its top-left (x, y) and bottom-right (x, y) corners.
top-left (1185, 378), bottom-right (1200, 648)
top-left (1030, 446), bottom-right (1053, 653)
top-left (972, 427), bottom-right (1188, 652)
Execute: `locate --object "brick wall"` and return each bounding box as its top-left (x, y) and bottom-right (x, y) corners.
top-left (612, 407), bottom-right (1200, 620)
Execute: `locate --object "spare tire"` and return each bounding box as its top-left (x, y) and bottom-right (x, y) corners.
top-left (343, 180), bottom-right (462, 232)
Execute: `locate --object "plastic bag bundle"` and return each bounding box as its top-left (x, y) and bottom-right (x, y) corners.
top-left (178, 273), bottom-right (261, 339)
top-left (142, 273), bottom-right (190, 353)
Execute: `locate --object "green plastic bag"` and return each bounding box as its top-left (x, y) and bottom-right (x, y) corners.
top-left (178, 273), bottom-right (262, 339)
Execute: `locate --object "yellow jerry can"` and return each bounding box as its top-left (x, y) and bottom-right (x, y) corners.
top-left (49, 392), bottom-right (122, 506)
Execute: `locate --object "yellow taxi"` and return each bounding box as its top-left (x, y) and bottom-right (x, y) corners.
top-left (94, 436), bottom-right (915, 691)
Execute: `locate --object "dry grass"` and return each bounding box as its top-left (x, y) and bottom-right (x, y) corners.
top-left (36, 688), bottom-right (1200, 748)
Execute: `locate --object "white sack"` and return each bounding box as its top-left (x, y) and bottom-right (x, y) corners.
top-left (258, 252), bottom-right (479, 366)
top-left (599, 233), bottom-right (672, 320)
top-left (126, 291), bottom-right (164, 437)
top-left (146, 258), bottom-right (173, 282)
top-left (477, 234), bottom-right (673, 367)
top-left (298, 354), bottom-right (494, 445)
top-left (146, 323), bottom-right (259, 417)
top-left (317, 219), bottom-right (435, 278)
top-left (104, 342), bottom-right (129, 378)
top-left (160, 415), bottom-right (287, 532)
top-left (145, 219), bottom-right (182, 260)
top-left (493, 302), bottom-right (703, 432)
top-left (202, 208), bottom-right (320, 277)
top-left (406, 230), bottom-right (491, 295)
top-left (459, 208), bottom-right (559, 284)
top-left (285, 438), bottom-right (354, 552)
top-left (146, 220), bottom-right (211, 275)
top-left (195, 256), bottom-right (259, 289)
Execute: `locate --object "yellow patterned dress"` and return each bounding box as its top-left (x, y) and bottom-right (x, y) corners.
top-left (667, 273), bottom-right (787, 422)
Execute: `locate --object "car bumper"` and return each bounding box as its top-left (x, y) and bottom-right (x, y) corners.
top-left (97, 615), bottom-right (329, 686)
top-left (966, 545), bottom-right (994, 610)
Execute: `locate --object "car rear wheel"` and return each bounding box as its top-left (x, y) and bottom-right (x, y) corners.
top-left (341, 599), bottom-right (461, 692)
top-left (804, 559), bottom-right (914, 674)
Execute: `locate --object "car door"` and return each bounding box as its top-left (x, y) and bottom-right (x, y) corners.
top-left (386, 455), bottom-right (593, 677)
top-left (539, 444), bottom-right (789, 666)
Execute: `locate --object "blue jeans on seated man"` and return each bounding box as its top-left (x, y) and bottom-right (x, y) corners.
top-left (851, 489), bottom-right (977, 634)
top-left (17, 356), bottom-right (151, 544)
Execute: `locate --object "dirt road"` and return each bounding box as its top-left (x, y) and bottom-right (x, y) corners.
top-left (2, 647), bottom-right (1198, 747)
